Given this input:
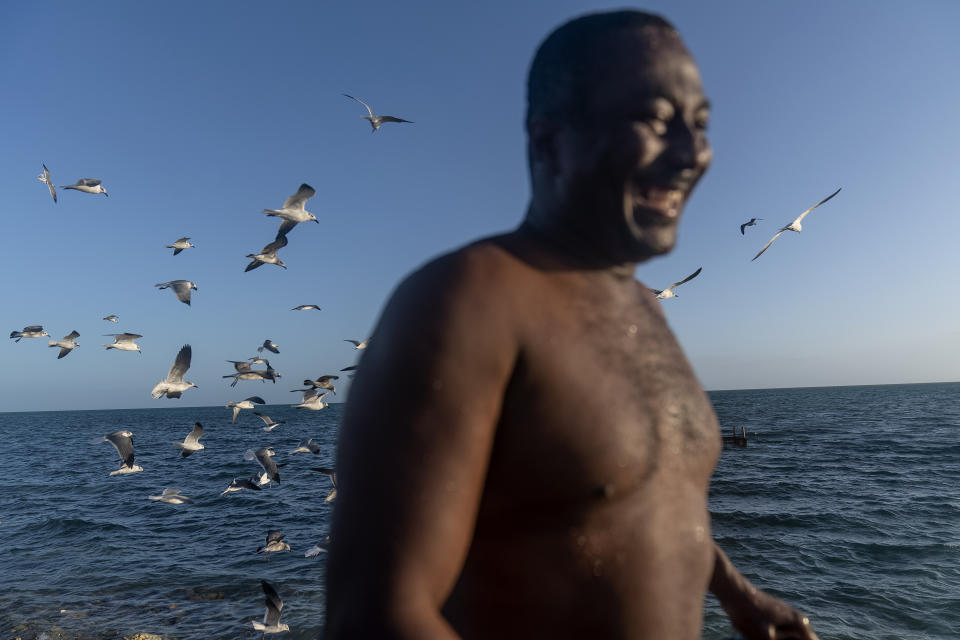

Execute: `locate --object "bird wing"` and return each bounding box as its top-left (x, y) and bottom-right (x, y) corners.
top-left (167, 344), bottom-right (192, 382)
top-left (752, 230), bottom-right (786, 261)
top-left (116, 333), bottom-right (142, 343)
top-left (740, 222), bottom-right (748, 235)
top-left (183, 422), bottom-right (204, 446)
top-left (262, 234), bottom-right (288, 255)
top-left (281, 183), bottom-right (316, 210)
top-left (344, 339), bottom-right (360, 347)
top-left (57, 346), bottom-right (72, 359)
top-left (229, 360), bottom-right (252, 372)
top-left (343, 93), bottom-right (374, 117)
top-left (24, 325), bottom-right (44, 332)
top-left (261, 581), bottom-right (284, 627)
top-left (790, 187), bottom-right (842, 226)
top-left (340, 365), bottom-right (357, 372)
top-left (78, 178), bottom-right (102, 186)
top-left (302, 389), bottom-right (319, 402)
top-left (252, 412), bottom-right (272, 425)
top-left (175, 237), bottom-right (190, 243)
top-left (170, 281), bottom-right (193, 304)
top-left (263, 341), bottom-right (279, 354)
top-left (276, 219), bottom-right (297, 237)
top-left (317, 375), bottom-right (339, 383)
top-left (255, 450), bottom-right (280, 478)
top-left (105, 431), bottom-right (135, 467)
top-left (246, 396), bottom-right (266, 404)
top-left (265, 530), bottom-right (285, 543)
top-left (63, 330), bottom-right (80, 341)
top-left (668, 267), bottom-right (702, 290)
top-left (379, 115), bottom-right (413, 124)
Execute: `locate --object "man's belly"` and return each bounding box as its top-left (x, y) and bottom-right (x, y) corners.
top-left (444, 481), bottom-right (715, 639)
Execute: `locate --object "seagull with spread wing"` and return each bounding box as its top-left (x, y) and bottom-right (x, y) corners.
top-left (103, 332), bottom-right (142, 353)
top-left (48, 330), bottom-right (80, 359)
top-left (151, 344), bottom-right (197, 399)
top-left (37, 164), bottom-right (56, 202)
top-left (343, 93), bottom-right (413, 132)
top-left (226, 396), bottom-right (266, 423)
top-left (101, 430), bottom-right (143, 475)
top-left (173, 422), bottom-right (205, 457)
top-left (60, 178), bottom-right (108, 196)
top-left (155, 280), bottom-right (198, 305)
top-left (740, 217), bottom-right (762, 234)
top-left (166, 237), bottom-right (195, 255)
top-left (649, 267), bottom-right (702, 300)
top-left (10, 325), bottom-right (48, 342)
top-left (251, 580), bottom-right (290, 635)
top-left (245, 234), bottom-right (288, 271)
top-left (752, 188), bottom-right (842, 261)
top-left (263, 184), bottom-right (318, 236)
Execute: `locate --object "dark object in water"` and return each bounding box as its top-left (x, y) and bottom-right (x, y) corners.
top-left (721, 425), bottom-right (749, 447)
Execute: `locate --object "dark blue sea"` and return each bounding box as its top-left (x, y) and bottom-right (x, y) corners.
top-left (3, 383), bottom-right (959, 639)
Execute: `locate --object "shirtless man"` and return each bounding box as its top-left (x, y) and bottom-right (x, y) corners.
top-left (326, 10), bottom-right (818, 640)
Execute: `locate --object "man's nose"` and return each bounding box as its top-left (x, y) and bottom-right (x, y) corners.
top-left (665, 123), bottom-right (710, 171)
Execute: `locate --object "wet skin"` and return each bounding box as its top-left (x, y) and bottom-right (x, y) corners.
top-left (326, 25), bottom-right (817, 640)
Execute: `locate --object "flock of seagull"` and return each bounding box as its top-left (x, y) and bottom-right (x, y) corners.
top-left (17, 93), bottom-right (407, 636)
top-left (649, 187), bottom-right (843, 300)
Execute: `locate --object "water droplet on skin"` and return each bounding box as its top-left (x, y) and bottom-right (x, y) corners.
top-left (627, 324), bottom-right (638, 336)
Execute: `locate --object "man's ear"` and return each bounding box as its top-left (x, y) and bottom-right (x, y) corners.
top-left (527, 117), bottom-right (559, 177)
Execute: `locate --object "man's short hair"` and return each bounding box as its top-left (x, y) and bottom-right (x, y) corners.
top-left (526, 10), bottom-right (678, 128)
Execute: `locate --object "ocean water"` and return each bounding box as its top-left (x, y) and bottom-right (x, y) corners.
top-left (2, 383), bottom-right (959, 639)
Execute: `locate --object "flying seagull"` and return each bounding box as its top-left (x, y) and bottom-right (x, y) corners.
top-left (245, 447), bottom-right (280, 485)
top-left (173, 422), bottom-right (205, 457)
top-left (227, 359), bottom-right (253, 372)
top-left (740, 218), bottom-right (763, 234)
top-left (649, 267), bottom-right (702, 300)
top-left (103, 332), bottom-right (142, 353)
top-left (293, 390), bottom-right (329, 411)
top-left (245, 234), bottom-right (288, 272)
top-left (102, 430), bottom-right (143, 475)
top-left (49, 330), bottom-right (80, 359)
top-left (60, 178), bottom-right (108, 196)
top-left (166, 237), bottom-right (195, 255)
top-left (311, 467), bottom-right (338, 502)
top-left (292, 304), bottom-right (321, 311)
top-left (305, 539), bottom-right (330, 558)
top-left (752, 188), bottom-right (842, 261)
top-left (343, 93), bottom-right (413, 132)
top-left (302, 375), bottom-right (338, 394)
top-left (37, 164), bottom-right (57, 203)
top-left (251, 580), bottom-right (290, 635)
top-left (148, 488), bottom-right (193, 504)
top-left (344, 338), bottom-right (370, 350)
top-left (151, 344), bottom-right (197, 399)
top-left (155, 280), bottom-right (198, 306)
top-left (258, 340), bottom-right (279, 354)
top-left (220, 476), bottom-right (263, 497)
top-left (256, 530), bottom-right (291, 557)
top-left (253, 412), bottom-right (285, 432)
top-left (290, 438), bottom-right (320, 455)
top-left (10, 325), bottom-right (48, 342)
top-left (102, 314), bottom-right (119, 323)
top-left (227, 396), bottom-right (266, 423)
top-left (263, 184), bottom-right (318, 236)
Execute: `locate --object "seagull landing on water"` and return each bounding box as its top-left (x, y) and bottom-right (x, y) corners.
top-left (166, 237), bottom-right (195, 255)
top-left (151, 344), bottom-right (197, 399)
top-left (290, 438), bottom-right (320, 455)
top-left (245, 447), bottom-right (280, 485)
top-left (649, 267), bottom-right (702, 300)
top-left (311, 467), bottom-right (337, 502)
top-left (251, 580), bottom-right (289, 635)
top-left (220, 475), bottom-right (262, 497)
top-left (38, 164), bottom-right (56, 203)
top-left (103, 333), bottom-right (142, 353)
top-left (752, 188), bottom-right (842, 261)
top-left (740, 218), bottom-right (763, 234)
top-left (48, 330), bottom-right (79, 359)
top-left (245, 234), bottom-right (288, 272)
top-left (155, 280), bottom-right (197, 306)
top-left (344, 338), bottom-right (370, 350)
top-left (148, 488), bottom-right (193, 504)
top-left (60, 178), bottom-right (108, 196)
top-left (292, 304), bottom-right (321, 311)
top-left (256, 530), bottom-right (291, 557)
top-left (226, 396), bottom-right (266, 423)
top-left (343, 93), bottom-right (413, 132)
top-left (263, 184), bottom-right (318, 236)
top-left (10, 326), bottom-right (48, 342)
top-left (102, 314), bottom-right (119, 323)
top-left (173, 422), bottom-right (205, 457)
top-left (294, 390), bottom-right (329, 411)
top-left (258, 340), bottom-right (279, 354)
top-left (101, 430), bottom-right (143, 475)
top-left (253, 412), bottom-right (285, 432)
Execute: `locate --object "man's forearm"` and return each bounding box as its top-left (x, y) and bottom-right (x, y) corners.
top-left (709, 542), bottom-right (758, 605)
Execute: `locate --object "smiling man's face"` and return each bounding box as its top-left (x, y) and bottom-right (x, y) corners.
top-left (549, 26), bottom-right (713, 263)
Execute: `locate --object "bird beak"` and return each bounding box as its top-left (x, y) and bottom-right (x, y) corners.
top-left (313, 219), bottom-right (319, 224)
top-left (103, 191), bottom-right (109, 197)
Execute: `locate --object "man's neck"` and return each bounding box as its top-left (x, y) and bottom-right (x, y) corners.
top-left (518, 205), bottom-right (640, 281)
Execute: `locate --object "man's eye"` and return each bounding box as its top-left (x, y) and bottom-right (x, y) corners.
top-left (694, 113), bottom-right (710, 131)
top-left (645, 117), bottom-right (668, 135)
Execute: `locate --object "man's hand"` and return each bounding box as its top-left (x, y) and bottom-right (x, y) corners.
top-left (710, 544), bottom-right (819, 640)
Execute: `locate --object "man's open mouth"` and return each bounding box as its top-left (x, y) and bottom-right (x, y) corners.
top-left (633, 186), bottom-right (685, 219)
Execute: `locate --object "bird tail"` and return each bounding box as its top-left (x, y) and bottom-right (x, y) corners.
top-left (10, 331), bottom-right (22, 340)
top-left (263, 209), bottom-right (282, 216)
top-left (48, 340), bottom-right (57, 347)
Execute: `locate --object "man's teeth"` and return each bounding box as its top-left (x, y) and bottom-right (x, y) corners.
top-left (640, 188), bottom-right (683, 214)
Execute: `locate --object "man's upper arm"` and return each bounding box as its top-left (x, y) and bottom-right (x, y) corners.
top-left (326, 247), bottom-right (518, 634)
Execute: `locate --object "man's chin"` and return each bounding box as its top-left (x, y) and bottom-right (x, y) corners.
top-left (626, 211), bottom-right (679, 260)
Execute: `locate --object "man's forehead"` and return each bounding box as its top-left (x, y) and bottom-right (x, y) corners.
top-left (593, 30), bottom-right (705, 105)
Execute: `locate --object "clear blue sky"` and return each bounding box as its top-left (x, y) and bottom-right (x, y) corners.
top-left (2, 1), bottom-right (958, 412)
